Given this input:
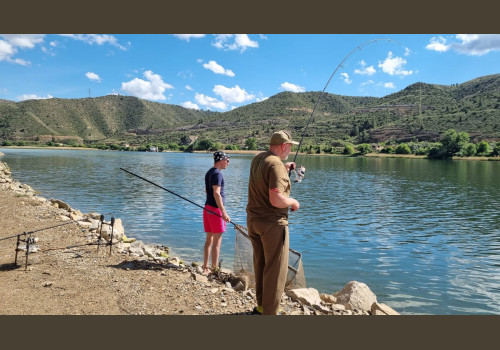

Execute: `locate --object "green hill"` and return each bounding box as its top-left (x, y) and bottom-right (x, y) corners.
top-left (1, 74), bottom-right (498, 148)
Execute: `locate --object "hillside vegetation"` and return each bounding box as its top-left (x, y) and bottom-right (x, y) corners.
top-left (0, 74), bottom-right (498, 149)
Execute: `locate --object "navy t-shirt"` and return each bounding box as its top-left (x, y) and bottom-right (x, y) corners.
top-left (205, 167), bottom-right (225, 208)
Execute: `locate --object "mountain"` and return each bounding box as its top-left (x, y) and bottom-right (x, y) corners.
top-left (1, 74), bottom-right (498, 147)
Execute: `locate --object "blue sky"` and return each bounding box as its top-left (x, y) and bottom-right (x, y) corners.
top-left (1, 34), bottom-right (499, 111)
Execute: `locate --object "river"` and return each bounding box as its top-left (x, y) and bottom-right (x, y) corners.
top-left (1, 148), bottom-right (499, 315)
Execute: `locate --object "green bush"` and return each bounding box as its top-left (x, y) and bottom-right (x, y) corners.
top-left (357, 143), bottom-right (373, 155)
top-left (476, 140), bottom-right (491, 156)
top-left (343, 144), bottom-right (355, 155)
top-left (395, 144), bottom-right (411, 154)
top-left (460, 143), bottom-right (477, 157)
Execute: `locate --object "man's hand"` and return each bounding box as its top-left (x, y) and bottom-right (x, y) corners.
top-left (285, 162), bottom-right (296, 172)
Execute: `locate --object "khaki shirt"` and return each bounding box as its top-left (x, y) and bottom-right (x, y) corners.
top-left (246, 151), bottom-right (291, 225)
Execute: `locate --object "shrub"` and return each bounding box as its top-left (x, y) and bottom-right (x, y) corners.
top-left (380, 146), bottom-right (394, 154)
top-left (395, 144), bottom-right (411, 154)
top-left (460, 143), bottom-right (477, 157)
top-left (343, 144), bottom-right (355, 155)
top-left (476, 140), bottom-right (491, 156)
top-left (357, 143), bottom-right (373, 155)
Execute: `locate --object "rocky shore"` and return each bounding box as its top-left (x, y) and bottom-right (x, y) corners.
top-left (0, 155), bottom-right (399, 315)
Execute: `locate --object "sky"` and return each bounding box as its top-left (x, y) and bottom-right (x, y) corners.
top-left (0, 34), bottom-right (499, 112)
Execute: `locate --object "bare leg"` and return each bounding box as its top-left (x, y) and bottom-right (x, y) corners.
top-left (211, 233), bottom-right (223, 269)
top-left (203, 233), bottom-right (213, 274)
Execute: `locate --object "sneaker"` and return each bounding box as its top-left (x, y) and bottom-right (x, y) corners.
top-left (252, 305), bottom-right (263, 315)
top-left (252, 305), bottom-right (284, 315)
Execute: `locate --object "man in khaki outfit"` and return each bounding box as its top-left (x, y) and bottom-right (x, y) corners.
top-left (246, 130), bottom-right (300, 315)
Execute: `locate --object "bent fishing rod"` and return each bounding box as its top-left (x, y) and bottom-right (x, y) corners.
top-left (289, 38), bottom-right (399, 177)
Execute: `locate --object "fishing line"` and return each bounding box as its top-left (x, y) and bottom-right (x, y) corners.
top-left (290, 38), bottom-right (400, 179)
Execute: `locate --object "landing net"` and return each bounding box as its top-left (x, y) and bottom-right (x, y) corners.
top-left (233, 224), bottom-right (306, 290)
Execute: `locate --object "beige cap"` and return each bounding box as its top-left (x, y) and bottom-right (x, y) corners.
top-left (270, 130), bottom-right (299, 145)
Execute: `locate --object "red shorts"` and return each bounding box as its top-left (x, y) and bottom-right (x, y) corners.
top-left (203, 204), bottom-right (226, 233)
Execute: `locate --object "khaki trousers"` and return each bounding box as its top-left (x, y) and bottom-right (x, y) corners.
top-left (247, 220), bottom-right (289, 315)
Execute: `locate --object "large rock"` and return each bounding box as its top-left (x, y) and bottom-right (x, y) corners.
top-left (333, 281), bottom-right (377, 313)
top-left (286, 287), bottom-right (323, 308)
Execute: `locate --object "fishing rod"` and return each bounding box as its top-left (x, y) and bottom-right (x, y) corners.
top-left (289, 38), bottom-right (399, 178)
top-left (120, 167), bottom-right (237, 226)
top-left (120, 167), bottom-right (303, 276)
top-left (0, 220), bottom-right (81, 242)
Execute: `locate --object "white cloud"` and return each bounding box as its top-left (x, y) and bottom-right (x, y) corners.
top-left (404, 47), bottom-right (412, 56)
top-left (426, 36), bottom-right (449, 52)
top-left (121, 70), bottom-right (174, 101)
top-left (182, 101), bottom-right (200, 110)
top-left (0, 35), bottom-right (43, 65)
top-left (354, 60), bottom-right (376, 76)
top-left (360, 80), bottom-right (374, 86)
top-left (202, 60), bottom-right (235, 77)
top-left (378, 51), bottom-right (413, 76)
top-left (185, 85), bottom-right (193, 91)
top-left (173, 34), bottom-right (206, 41)
top-left (340, 73), bottom-right (352, 84)
top-left (17, 94), bottom-right (53, 101)
top-left (60, 34), bottom-right (127, 50)
top-left (384, 82), bottom-right (395, 89)
top-left (451, 34), bottom-right (500, 55)
top-left (194, 93), bottom-right (227, 110)
top-left (0, 34), bottom-right (45, 48)
top-left (213, 85), bottom-right (255, 104)
top-left (426, 34), bottom-right (500, 56)
top-left (0, 40), bottom-right (16, 61)
top-left (212, 34), bottom-right (259, 52)
top-left (280, 82), bottom-right (306, 92)
top-left (85, 72), bottom-right (102, 82)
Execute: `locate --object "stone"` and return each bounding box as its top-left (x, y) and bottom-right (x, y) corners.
top-left (371, 302), bottom-right (400, 315)
top-left (333, 281), bottom-right (377, 313)
top-left (286, 288), bottom-right (323, 308)
top-left (320, 293), bottom-right (337, 304)
top-left (50, 199), bottom-right (71, 211)
top-left (233, 281), bottom-right (245, 291)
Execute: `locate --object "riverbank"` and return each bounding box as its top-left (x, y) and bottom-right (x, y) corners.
top-left (0, 157), bottom-right (398, 315)
top-left (3, 145), bottom-right (499, 162)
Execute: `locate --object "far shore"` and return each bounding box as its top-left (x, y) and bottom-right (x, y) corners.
top-left (1, 145), bottom-right (499, 162)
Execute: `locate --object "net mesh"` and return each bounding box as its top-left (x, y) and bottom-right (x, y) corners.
top-left (233, 224), bottom-right (306, 290)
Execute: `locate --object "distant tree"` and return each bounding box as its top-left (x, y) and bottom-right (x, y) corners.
top-left (492, 142), bottom-right (500, 156)
top-left (380, 146), bottom-right (395, 154)
top-left (343, 144), bottom-right (355, 155)
top-left (460, 143), bottom-right (477, 157)
top-left (395, 144), bottom-right (411, 154)
top-left (245, 137), bottom-right (258, 150)
top-left (440, 129), bottom-right (470, 158)
top-left (197, 139), bottom-right (214, 151)
top-left (357, 143), bottom-right (372, 155)
top-left (476, 140), bottom-right (491, 156)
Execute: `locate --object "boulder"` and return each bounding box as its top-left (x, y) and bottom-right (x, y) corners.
top-left (333, 281), bottom-right (377, 313)
top-left (286, 287), bottom-right (323, 308)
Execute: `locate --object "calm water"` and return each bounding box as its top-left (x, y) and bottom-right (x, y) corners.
top-left (1, 148), bottom-right (500, 315)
